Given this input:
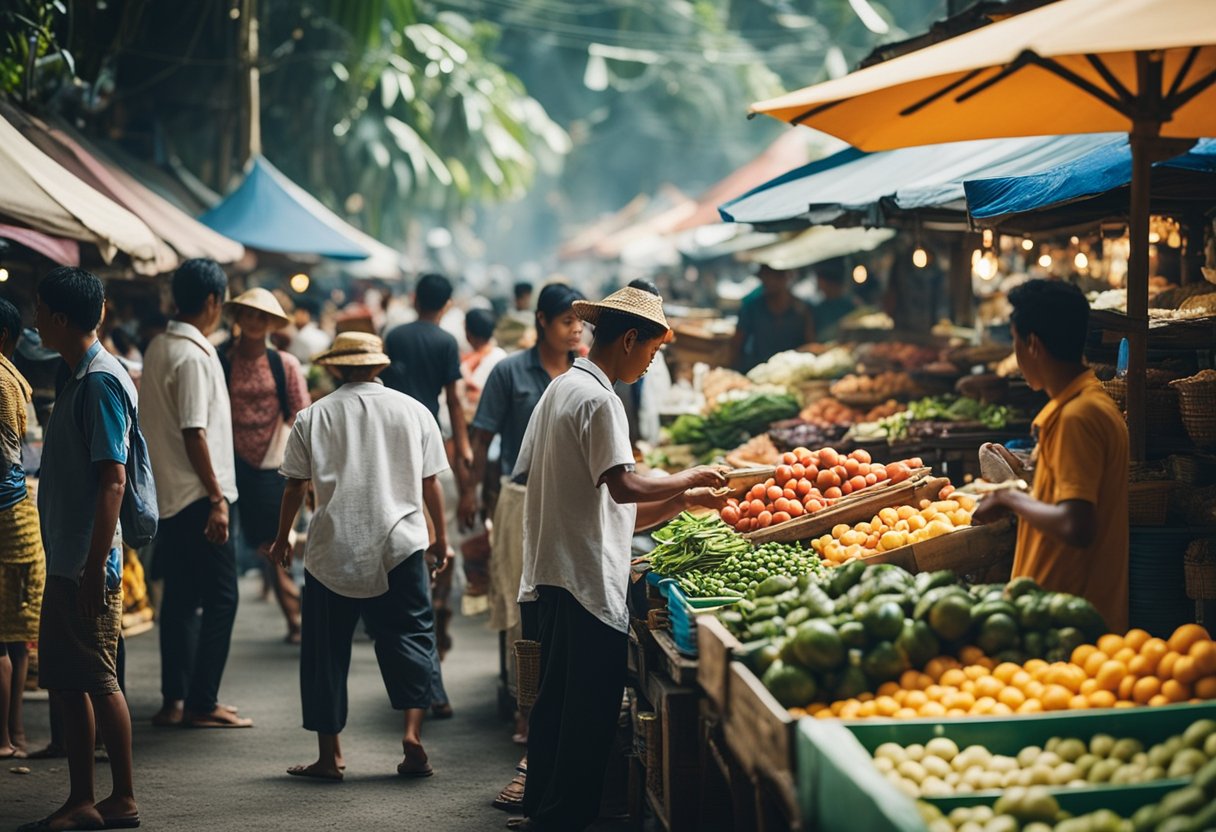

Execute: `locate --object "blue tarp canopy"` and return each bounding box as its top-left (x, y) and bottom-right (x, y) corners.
top-left (965, 138), bottom-right (1216, 231)
top-left (719, 134), bottom-right (1119, 231)
top-left (200, 156), bottom-right (371, 260)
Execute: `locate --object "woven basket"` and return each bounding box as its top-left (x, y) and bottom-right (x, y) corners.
top-left (1172, 374), bottom-right (1216, 448)
top-left (513, 639), bottom-right (541, 711)
top-left (1129, 480), bottom-right (1174, 526)
top-left (1103, 378), bottom-right (1185, 435)
top-left (1101, 377), bottom-right (1127, 410)
top-left (1168, 454), bottom-right (1216, 486)
top-left (1184, 540), bottom-right (1216, 600)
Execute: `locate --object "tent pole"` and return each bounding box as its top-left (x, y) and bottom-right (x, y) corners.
top-left (1126, 127), bottom-right (1150, 462)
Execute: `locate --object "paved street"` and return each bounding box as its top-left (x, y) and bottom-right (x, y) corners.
top-left (3, 579), bottom-right (559, 831)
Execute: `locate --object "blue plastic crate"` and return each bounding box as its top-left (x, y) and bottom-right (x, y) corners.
top-left (649, 575), bottom-right (739, 658)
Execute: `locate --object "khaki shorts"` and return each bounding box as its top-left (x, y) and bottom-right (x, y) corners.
top-left (38, 576), bottom-right (122, 695)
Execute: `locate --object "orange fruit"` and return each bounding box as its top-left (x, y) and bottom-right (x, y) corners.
top-left (1025, 680), bottom-right (1046, 700)
top-left (959, 645), bottom-right (986, 665)
top-left (899, 670), bottom-right (921, 690)
top-left (894, 707), bottom-right (919, 720)
top-left (1017, 699), bottom-right (1043, 714)
top-left (919, 701), bottom-right (947, 717)
top-left (991, 702), bottom-right (1013, 716)
top-left (839, 700), bottom-right (863, 719)
top-left (1189, 641), bottom-right (1216, 676)
top-left (893, 689), bottom-right (908, 705)
top-left (961, 680), bottom-right (978, 696)
top-left (1148, 693), bottom-right (1170, 707)
top-left (905, 690), bottom-right (928, 710)
top-left (1118, 675), bottom-right (1138, 701)
top-left (1140, 637), bottom-right (1169, 661)
top-left (1132, 676), bottom-right (1162, 704)
top-left (1124, 628), bottom-right (1151, 651)
top-left (1032, 664), bottom-right (1052, 683)
top-left (1096, 660), bottom-right (1128, 692)
top-left (976, 676), bottom-right (1005, 699)
top-left (807, 702), bottom-right (828, 715)
top-left (977, 657), bottom-right (997, 671)
top-left (1080, 678), bottom-right (1100, 696)
top-left (858, 700), bottom-right (877, 717)
top-left (964, 665), bottom-right (990, 681)
top-left (1069, 694), bottom-right (1091, 710)
top-left (1173, 656), bottom-right (1202, 686)
top-left (1158, 651), bottom-right (1183, 681)
top-left (1088, 690), bottom-right (1117, 708)
top-left (917, 673), bottom-right (935, 690)
top-left (1168, 624), bottom-right (1211, 655)
top-left (1162, 679), bottom-right (1192, 703)
top-left (998, 686), bottom-right (1026, 709)
top-left (940, 668), bottom-right (967, 688)
top-left (814, 708), bottom-right (834, 719)
top-left (1042, 684), bottom-right (1072, 711)
top-left (1114, 701), bottom-right (1137, 709)
top-left (875, 696), bottom-right (900, 716)
top-left (857, 692), bottom-right (875, 702)
top-left (1082, 651), bottom-right (1110, 678)
top-left (993, 662), bottom-right (1021, 683)
top-left (877, 681), bottom-right (901, 698)
top-left (945, 707), bottom-right (966, 717)
top-left (1071, 644), bottom-right (1098, 667)
top-left (1128, 655), bottom-right (1155, 678)
top-left (1194, 676), bottom-right (1216, 700)
top-left (925, 685), bottom-right (946, 702)
top-left (1097, 633), bottom-right (1125, 655)
top-left (1010, 670), bottom-right (1033, 690)
top-left (1024, 658), bottom-right (1048, 674)
top-left (972, 696), bottom-right (997, 715)
top-left (1113, 647), bottom-right (1137, 666)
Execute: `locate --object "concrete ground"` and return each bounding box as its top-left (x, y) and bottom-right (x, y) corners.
top-left (2, 578), bottom-right (631, 831)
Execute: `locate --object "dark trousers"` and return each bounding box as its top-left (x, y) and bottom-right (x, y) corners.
top-left (156, 498), bottom-right (239, 714)
top-left (523, 586), bottom-right (627, 832)
top-left (301, 554), bottom-right (436, 735)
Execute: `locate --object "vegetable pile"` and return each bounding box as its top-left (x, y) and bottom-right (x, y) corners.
top-left (745, 347), bottom-right (854, 386)
top-left (719, 446), bottom-right (923, 533)
top-left (808, 490), bottom-right (975, 565)
top-left (666, 392), bottom-right (801, 456)
top-left (876, 719), bottom-right (1216, 799)
top-left (647, 512), bottom-right (751, 576)
top-left (674, 541), bottom-right (826, 600)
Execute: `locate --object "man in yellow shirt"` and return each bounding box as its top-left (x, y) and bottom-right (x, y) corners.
top-left (975, 279), bottom-right (1129, 632)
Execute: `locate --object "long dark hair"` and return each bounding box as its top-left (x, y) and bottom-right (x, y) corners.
top-left (534, 283), bottom-right (584, 340)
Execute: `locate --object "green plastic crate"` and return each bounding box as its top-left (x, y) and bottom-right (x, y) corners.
top-left (924, 781), bottom-right (1179, 817)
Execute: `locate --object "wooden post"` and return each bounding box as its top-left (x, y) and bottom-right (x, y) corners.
top-left (238, 0), bottom-right (261, 167)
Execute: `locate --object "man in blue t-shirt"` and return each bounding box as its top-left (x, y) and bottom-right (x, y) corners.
top-left (21, 267), bottom-right (140, 832)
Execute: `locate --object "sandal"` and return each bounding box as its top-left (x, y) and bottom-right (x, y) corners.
top-left (492, 773), bottom-right (527, 811)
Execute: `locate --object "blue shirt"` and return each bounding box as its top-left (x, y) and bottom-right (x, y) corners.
top-left (38, 341), bottom-right (131, 582)
top-left (470, 347), bottom-right (560, 477)
top-left (735, 293), bottom-right (814, 373)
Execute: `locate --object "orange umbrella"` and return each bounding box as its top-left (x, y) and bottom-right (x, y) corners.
top-left (749, 0), bottom-right (1216, 458)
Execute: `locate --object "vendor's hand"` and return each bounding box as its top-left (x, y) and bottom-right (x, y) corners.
top-left (686, 465), bottom-right (730, 489)
top-left (972, 489), bottom-right (1010, 526)
top-left (79, 567), bottom-right (107, 619)
top-left (205, 501), bottom-right (229, 545)
top-left (457, 488), bottom-right (481, 532)
top-left (267, 537), bottom-right (293, 569)
top-left (426, 541), bottom-right (451, 578)
top-left (684, 487), bottom-right (732, 512)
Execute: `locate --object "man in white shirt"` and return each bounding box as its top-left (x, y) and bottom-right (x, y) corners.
top-left (268, 332), bottom-right (449, 782)
top-left (140, 259), bottom-right (250, 729)
top-left (287, 297), bottom-right (331, 366)
top-left (511, 286), bottom-right (728, 832)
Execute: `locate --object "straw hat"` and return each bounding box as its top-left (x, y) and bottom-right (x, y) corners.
top-left (573, 286), bottom-right (672, 338)
top-left (313, 332), bottom-right (390, 367)
top-left (226, 287), bottom-right (290, 328)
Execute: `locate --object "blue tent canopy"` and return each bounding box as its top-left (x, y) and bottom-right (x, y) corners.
top-left (200, 156), bottom-right (371, 260)
top-left (965, 138), bottom-right (1216, 227)
top-left (719, 134), bottom-right (1119, 230)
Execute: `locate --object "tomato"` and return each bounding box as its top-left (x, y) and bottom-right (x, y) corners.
top-left (757, 510), bottom-right (773, 528)
top-left (788, 501), bottom-right (804, 517)
top-left (840, 481), bottom-right (853, 495)
top-left (887, 463), bottom-right (910, 484)
top-left (775, 464), bottom-right (793, 484)
top-left (824, 487), bottom-right (843, 500)
top-left (781, 452), bottom-right (798, 466)
top-left (749, 484), bottom-right (765, 500)
top-left (773, 497), bottom-right (791, 513)
top-left (844, 458), bottom-right (860, 477)
top-left (795, 478), bottom-right (813, 497)
top-left (720, 506), bottom-right (740, 525)
top-left (849, 475), bottom-right (867, 492)
top-left (805, 499), bottom-right (823, 513)
top-left (791, 446), bottom-right (811, 460)
top-left (749, 499), bottom-right (766, 516)
top-left (832, 464), bottom-right (849, 481)
top-left (766, 485), bottom-right (784, 502)
top-left (804, 465), bottom-right (819, 481)
top-left (871, 466), bottom-right (887, 481)
top-left (790, 463), bottom-right (806, 480)
top-left (772, 511), bottom-right (792, 524)
top-left (819, 448), bottom-right (840, 467)
top-left (864, 473), bottom-right (878, 486)
top-left (797, 453), bottom-right (816, 468)
top-left (850, 449), bottom-right (872, 464)
top-left (736, 517), bottom-right (752, 532)
top-left (815, 469), bottom-right (835, 490)
top-left (783, 488), bottom-right (798, 501)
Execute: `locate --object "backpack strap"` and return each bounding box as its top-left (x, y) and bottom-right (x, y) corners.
top-left (266, 349), bottom-right (291, 421)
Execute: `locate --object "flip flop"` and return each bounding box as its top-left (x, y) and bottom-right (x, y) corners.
top-left (492, 773), bottom-right (527, 811)
top-left (188, 716), bottom-right (254, 729)
top-left (287, 766), bottom-right (343, 782)
top-left (16, 815), bottom-right (104, 832)
top-left (396, 762), bottom-right (434, 778)
top-left (101, 816), bottom-right (141, 829)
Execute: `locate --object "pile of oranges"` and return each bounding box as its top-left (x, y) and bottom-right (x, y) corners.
top-left (791, 624), bottom-right (1216, 721)
top-left (719, 446), bottom-right (923, 533)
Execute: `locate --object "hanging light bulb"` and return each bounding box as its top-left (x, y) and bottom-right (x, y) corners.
top-left (852, 265), bottom-right (868, 284)
top-left (982, 229), bottom-right (994, 248)
top-left (1038, 253), bottom-right (1053, 269)
top-left (0, 267), bottom-right (8, 283)
top-left (289, 273), bottom-right (311, 293)
top-left (912, 247), bottom-right (928, 269)
top-left (971, 249), bottom-right (983, 267)
top-left (1168, 230), bottom-right (1182, 248)
top-left (974, 254), bottom-right (997, 282)
top-left (1069, 236), bottom-right (1079, 245)
top-left (1074, 252), bottom-right (1089, 270)
top-left (1021, 238), bottom-right (1034, 251)
top-left (1149, 231), bottom-right (1161, 244)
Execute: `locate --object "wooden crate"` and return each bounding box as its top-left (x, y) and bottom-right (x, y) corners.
top-left (724, 661), bottom-right (795, 778)
top-left (670, 328), bottom-right (733, 369)
top-left (697, 616), bottom-right (742, 714)
top-left (861, 515), bottom-right (1016, 580)
top-left (744, 472), bottom-right (943, 545)
top-left (754, 765), bottom-right (803, 832)
top-left (644, 672), bottom-right (701, 831)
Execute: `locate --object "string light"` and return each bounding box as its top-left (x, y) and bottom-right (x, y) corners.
top-left (1074, 252), bottom-right (1089, 270)
top-left (971, 249), bottom-right (983, 267)
top-left (852, 265), bottom-right (868, 284)
top-left (1168, 230), bottom-right (1182, 248)
top-left (912, 247), bottom-right (928, 269)
top-left (1038, 254), bottom-right (1053, 269)
top-left (974, 254), bottom-right (997, 282)
top-left (1149, 231), bottom-right (1161, 244)
top-left (289, 273), bottom-right (311, 293)
top-left (1021, 239), bottom-right (1034, 251)
top-left (982, 229), bottom-right (994, 248)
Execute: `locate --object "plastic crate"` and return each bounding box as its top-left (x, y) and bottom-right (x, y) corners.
top-left (645, 573), bottom-right (739, 658)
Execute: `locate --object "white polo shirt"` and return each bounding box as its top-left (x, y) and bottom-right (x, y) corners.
top-left (515, 357), bottom-right (637, 633)
top-left (139, 321), bottom-right (238, 519)
top-left (280, 381), bottom-right (449, 599)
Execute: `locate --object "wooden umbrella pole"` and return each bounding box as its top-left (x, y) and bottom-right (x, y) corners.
top-left (1126, 124), bottom-right (1151, 463)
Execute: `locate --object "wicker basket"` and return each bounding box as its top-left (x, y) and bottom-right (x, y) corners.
top-left (1128, 480), bottom-right (1175, 526)
top-left (1102, 378), bottom-right (1185, 435)
top-left (1172, 373), bottom-right (1216, 449)
top-left (1184, 539), bottom-right (1216, 600)
top-left (1168, 454), bottom-right (1216, 486)
top-left (1101, 377), bottom-right (1126, 410)
top-left (513, 639), bottom-right (541, 711)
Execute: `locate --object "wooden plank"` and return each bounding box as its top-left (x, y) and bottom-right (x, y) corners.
top-left (755, 766), bottom-right (803, 832)
top-left (727, 466), bottom-right (776, 498)
top-left (910, 516), bottom-right (1016, 574)
top-left (744, 472), bottom-right (944, 545)
top-left (652, 628), bottom-right (699, 688)
top-left (697, 616), bottom-right (742, 715)
top-left (725, 662), bottom-right (794, 778)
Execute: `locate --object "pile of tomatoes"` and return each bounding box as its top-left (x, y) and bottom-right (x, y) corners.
top-left (719, 447), bottom-right (924, 533)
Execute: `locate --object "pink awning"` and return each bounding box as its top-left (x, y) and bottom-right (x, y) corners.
top-left (0, 222), bottom-right (81, 266)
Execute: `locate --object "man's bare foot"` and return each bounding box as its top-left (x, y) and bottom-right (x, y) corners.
top-left (187, 707), bottom-right (253, 728)
top-left (287, 760), bottom-right (343, 781)
top-left (0, 743), bottom-right (19, 758)
top-left (17, 800), bottom-right (104, 832)
top-left (151, 703), bottom-right (184, 727)
top-left (94, 795), bottom-right (140, 827)
top-left (397, 740), bottom-right (432, 778)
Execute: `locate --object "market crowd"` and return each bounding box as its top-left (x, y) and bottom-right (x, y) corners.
top-left (1, 255), bottom-right (1129, 832)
